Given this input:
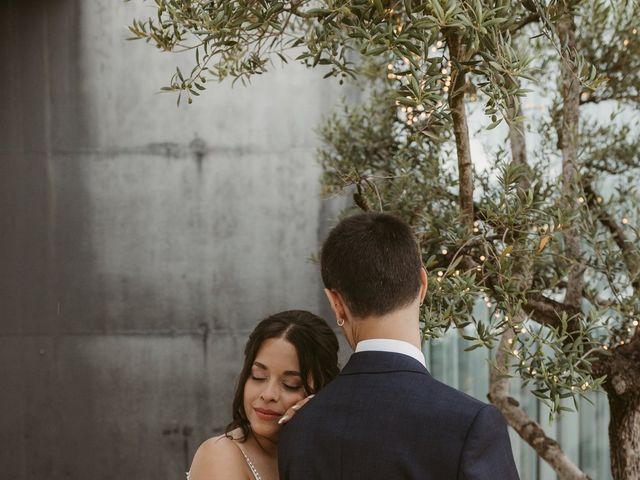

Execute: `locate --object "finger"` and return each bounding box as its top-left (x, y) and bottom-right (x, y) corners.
top-left (278, 406), bottom-right (298, 424)
top-left (278, 413), bottom-right (291, 425)
top-left (292, 395), bottom-right (314, 411)
top-left (278, 395), bottom-right (316, 425)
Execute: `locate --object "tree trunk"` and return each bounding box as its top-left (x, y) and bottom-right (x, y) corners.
top-left (608, 394), bottom-right (640, 479)
top-left (508, 96), bottom-right (527, 172)
top-left (596, 338), bottom-right (640, 479)
top-left (446, 32), bottom-right (474, 228)
top-left (557, 13), bottom-right (585, 310)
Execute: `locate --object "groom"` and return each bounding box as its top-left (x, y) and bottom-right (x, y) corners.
top-left (279, 212), bottom-right (519, 479)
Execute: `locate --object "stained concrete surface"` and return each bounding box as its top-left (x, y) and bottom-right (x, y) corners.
top-left (0, 1), bottom-right (352, 478)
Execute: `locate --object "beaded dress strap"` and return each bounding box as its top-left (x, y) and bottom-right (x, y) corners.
top-left (237, 446), bottom-right (262, 480)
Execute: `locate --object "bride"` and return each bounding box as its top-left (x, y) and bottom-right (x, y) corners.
top-left (187, 310), bottom-right (340, 480)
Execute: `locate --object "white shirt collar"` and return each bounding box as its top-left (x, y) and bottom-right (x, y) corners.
top-left (355, 338), bottom-right (426, 367)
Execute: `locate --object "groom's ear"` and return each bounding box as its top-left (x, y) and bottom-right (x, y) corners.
top-left (418, 267), bottom-right (428, 304)
top-left (324, 288), bottom-right (347, 321)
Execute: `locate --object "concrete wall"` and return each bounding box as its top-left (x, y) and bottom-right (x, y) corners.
top-left (0, 1), bottom-right (351, 478)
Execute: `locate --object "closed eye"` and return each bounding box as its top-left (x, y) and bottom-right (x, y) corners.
top-left (283, 384), bottom-right (303, 391)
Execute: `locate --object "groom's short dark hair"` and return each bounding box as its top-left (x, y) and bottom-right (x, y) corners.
top-left (320, 212), bottom-right (422, 318)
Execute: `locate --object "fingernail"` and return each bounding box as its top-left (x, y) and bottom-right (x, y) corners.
top-left (308, 394), bottom-right (315, 399)
top-left (291, 405), bottom-right (301, 411)
top-left (278, 416), bottom-right (289, 425)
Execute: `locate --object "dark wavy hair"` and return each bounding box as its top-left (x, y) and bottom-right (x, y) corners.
top-left (225, 310), bottom-right (340, 441)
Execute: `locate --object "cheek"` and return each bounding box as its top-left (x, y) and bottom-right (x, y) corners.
top-left (282, 390), bottom-right (306, 410)
top-left (243, 382), bottom-right (258, 409)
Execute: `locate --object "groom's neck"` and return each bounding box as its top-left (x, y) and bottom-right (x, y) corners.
top-left (351, 301), bottom-right (422, 350)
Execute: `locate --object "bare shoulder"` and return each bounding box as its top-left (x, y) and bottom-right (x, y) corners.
top-left (189, 434), bottom-right (250, 480)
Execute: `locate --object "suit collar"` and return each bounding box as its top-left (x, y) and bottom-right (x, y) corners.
top-left (340, 351), bottom-right (430, 376)
top-left (355, 338), bottom-right (426, 367)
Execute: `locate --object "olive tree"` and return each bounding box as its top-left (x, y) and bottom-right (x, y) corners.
top-left (128, 0), bottom-right (640, 477)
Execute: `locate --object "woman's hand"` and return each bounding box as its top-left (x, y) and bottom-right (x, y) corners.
top-left (278, 394), bottom-right (315, 425)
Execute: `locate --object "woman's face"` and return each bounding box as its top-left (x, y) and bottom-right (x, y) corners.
top-left (243, 337), bottom-right (308, 442)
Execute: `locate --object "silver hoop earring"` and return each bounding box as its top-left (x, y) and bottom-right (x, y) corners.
top-left (337, 318), bottom-right (345, 327)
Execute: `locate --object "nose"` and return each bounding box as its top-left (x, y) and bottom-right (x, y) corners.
top-left (260, 380), bottom-right (279, 402)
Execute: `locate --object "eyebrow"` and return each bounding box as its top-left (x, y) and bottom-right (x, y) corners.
top-left (253, 361), bottom-right (301, 377)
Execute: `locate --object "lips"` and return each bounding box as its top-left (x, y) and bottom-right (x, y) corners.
top-left (254, 408), bottom-right (282, 421)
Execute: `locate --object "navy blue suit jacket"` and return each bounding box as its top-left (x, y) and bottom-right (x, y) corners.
top-left (278, 351), bottom-right (519, 480)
